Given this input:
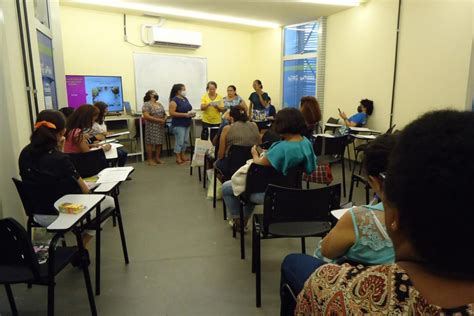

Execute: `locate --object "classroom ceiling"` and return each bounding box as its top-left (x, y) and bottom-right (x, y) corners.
top-left (61, 0), bottom-right (358, 29)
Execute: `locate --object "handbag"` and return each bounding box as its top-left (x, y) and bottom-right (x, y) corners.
top-left (191, 138), bottom-right (213, 167)
top-left (231, 159), bottom-right (253, 197)
top-left (303, 163), bottom-right (333, 185)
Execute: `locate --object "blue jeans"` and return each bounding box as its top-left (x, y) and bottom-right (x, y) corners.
top-left (221, 180), bottom-right (265, 219)
top-left (117, 148), bottom-right (128, 167)
top-left (173, 126), bottom-right (190, 154)
top-left (280, 254), bottom-right (326, 316)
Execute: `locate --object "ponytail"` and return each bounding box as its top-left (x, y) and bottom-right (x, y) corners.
top-left (30, 110), bottom-right (66, 153)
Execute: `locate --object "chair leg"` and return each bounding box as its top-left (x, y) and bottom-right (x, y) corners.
top-left (347, 143), bottom-right (353, 171)
top-left (47, 280), bottom-right (55, 316)
top-left (341, 159), bottom-right (346, 197)
top-left (306, 181), bottom-right (309, 189)
top-left (75, 230), bottom-right (97, 316)
top-left (256, 233), bottom-right (261, 308)
top-left (198, 166), bottom-right (202, 182)
top-left (251, 221), bottom-right (256, 273)
top-left (203, 159), bottom-right (207, 189)
top-left (190, 165), bottom-right (193, 176)
top-left (301, 238), bottom-right (306, 254)
top-left (213, 171), bottom-right (217, 209)
top-left (112, 213), bottom-right (117, 227)
top-left (5, 284), bottom-right (18, 316)
top-left (222, 199), bottom-right (227, 221)
top-left (239, 204), bottom-right (245, 260)
top-left (95, 205), bottom-right (102, 296)
top-left (114, 195), bottom-right (130, 264)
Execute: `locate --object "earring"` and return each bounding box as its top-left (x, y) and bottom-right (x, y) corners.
top-left (391, 222), bottom-right (397, 230)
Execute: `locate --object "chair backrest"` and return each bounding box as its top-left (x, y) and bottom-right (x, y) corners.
top-left (386, 124), bottom-right (396, 134)
top-left (313, 135), bottom-right (351, 156)
top-left (12, 177), bottom-right (81, 216)
top-left (68, 149), bottom-right (108, 178)
top-left (0, 218), bottom-right (40, 279)
top-left (227, 145), bottom-right (253, 176)
top-left (263, 184), bottom-right (341, 229)
top-left (327, 117), bottom-right (339, 125)
top-left (244, 163), bottom-right (303, 195)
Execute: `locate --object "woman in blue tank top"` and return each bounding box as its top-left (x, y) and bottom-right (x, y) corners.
top-left (169, 84), bottom-right (195, 164)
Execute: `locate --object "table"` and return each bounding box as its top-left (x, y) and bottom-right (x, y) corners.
top-left (47, 194), bottom-right (106, 316)
top-left (105, 115), bottom-right (144, 162)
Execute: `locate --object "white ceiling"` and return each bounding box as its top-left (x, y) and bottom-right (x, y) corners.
top-left (61, 0), bottom-right (357, 29)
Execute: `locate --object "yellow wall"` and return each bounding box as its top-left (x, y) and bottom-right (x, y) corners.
top-left (60, 6), bottom-right (282, 111)
top-left (394, 0), bottom-right (472, 127)
top-left (252, 28), bottom-right (283, 108)
top-left (325, 0), bottom-right (398, 133)
top-left (325, 0), bottom-right (473, 131)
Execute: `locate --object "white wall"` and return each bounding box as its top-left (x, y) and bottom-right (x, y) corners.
top-left (325, 0), bottom-right (473, 131)
top-left (394, 0), bottom-right (473, 127)
top-left (0, 0), bottom-right (33, 221)
top-left (325, 0), bottom-right (398, 132)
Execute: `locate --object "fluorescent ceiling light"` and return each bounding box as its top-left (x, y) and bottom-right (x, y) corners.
top-left (297, 0), bottom-right (360, 6)
top-left (67, 0), bottom-right (280, 28)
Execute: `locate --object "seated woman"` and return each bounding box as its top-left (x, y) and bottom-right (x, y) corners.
top-left (215, 106), bottom-right (261, 178)
top-left (221, 108), bottom-right (317, 229)
top-left (91, 101), bottom-right (128, 166)
top-left (295, 110), bottom-right (474, 315)
top-left (300, 96), bottom-right (322, 138)
top-left (280, 134), bottom-right (396, 315)
top-left (19, 110), bottom-right (115, 247)
top-left (64, 104), bottom-right (111, 154)
top-left (339, 98), bottom-right (374, 127)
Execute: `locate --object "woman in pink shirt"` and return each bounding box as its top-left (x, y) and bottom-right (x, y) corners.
top-left (64, 104), bottom-right (111, 153)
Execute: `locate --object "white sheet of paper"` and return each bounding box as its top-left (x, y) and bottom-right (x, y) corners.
top-left (331, 208), bottom-right (351, 220)
top-left (104, 143), bottom-right (124, 160)
top-left (97, 167), bottom-right (134, 183)
top-left (313, 133), bottom-right (335, 138)
top-left (107, 131), bottom-right (130, 138)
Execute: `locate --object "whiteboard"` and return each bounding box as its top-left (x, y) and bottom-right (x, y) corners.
top-left (133, 53), bottom-right (207, 111)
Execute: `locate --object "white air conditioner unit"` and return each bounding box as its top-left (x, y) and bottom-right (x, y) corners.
top-left (143, 26), bottom-right (202, 49)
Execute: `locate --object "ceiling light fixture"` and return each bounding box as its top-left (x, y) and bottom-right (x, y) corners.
top-left (66, 0), bottom-right (281, 28)
top-left (298, 0), bottom-right (360, 6)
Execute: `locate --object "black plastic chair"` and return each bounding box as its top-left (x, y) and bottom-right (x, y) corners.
top-left (323, 117), bottom-right (340, 134)
top-left (252, 184), bottom-right (341, 307)
top-left (67, 149), bottom-right (108, 179)
top-left (213, 145), bottom-right (253, 215)
top-left (348, 174), bottom-right (371, 205)
top-left (12, 177), bottom-right (81, 237)
top-left (0, 218), bottom-right (96, 316)
top-left (352, 124), bottom-right (396, 176)
top-left (234, 164), bottom-right (303, 259)
top-left (313, 135), bottom-right (352, 197)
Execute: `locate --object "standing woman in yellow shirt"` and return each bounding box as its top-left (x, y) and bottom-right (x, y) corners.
top-left (201, 81), bottom-right (225, 140)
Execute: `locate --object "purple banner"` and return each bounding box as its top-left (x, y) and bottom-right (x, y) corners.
top-left (66, 75), bottom-right (87, 108)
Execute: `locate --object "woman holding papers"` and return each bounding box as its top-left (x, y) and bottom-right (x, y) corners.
top-left (169, 83), bottom-right (195, 165)
top-left (19, 110), bottom-right (115, 248)
top-left (142, 90), bottom-right (167, 166)
top-left (92, 101), bottom-right (128, 166)
top-left (200, 81), bottom-right (225, 141)
top-left (64, 104), bottom-right (111, 154)
top-left (279, 134), bottom-right (396, 315)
